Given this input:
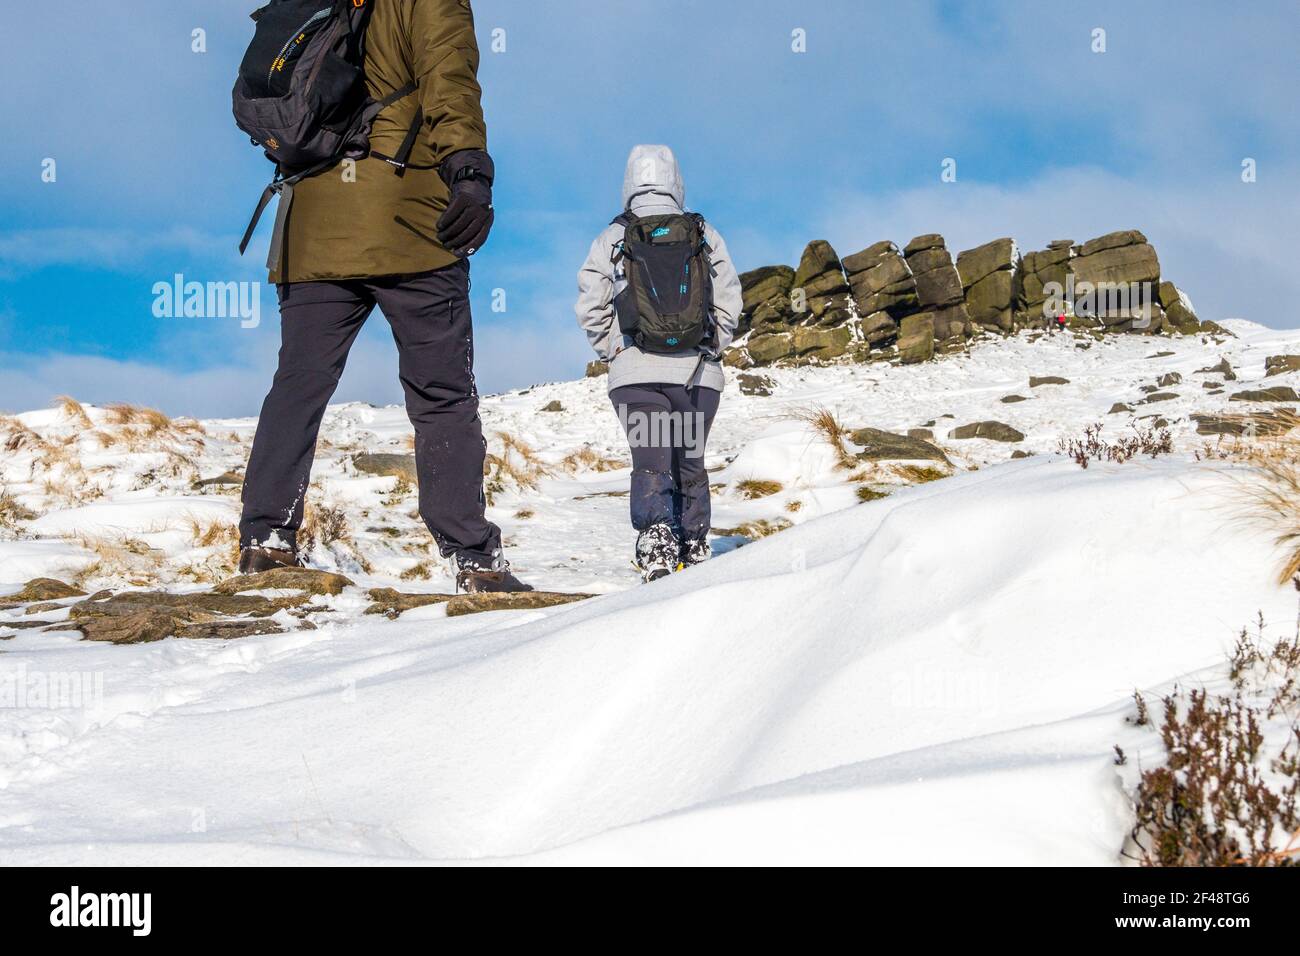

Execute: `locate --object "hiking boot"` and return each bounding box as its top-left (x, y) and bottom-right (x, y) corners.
top-left (635, 523), bottom-right (682, 583)
top-left (680, 536), bottom-right (711, 568)
top-left (454, 551), bottom-right (533, 593)
top-left (237, 546), bottom-right (303, 575)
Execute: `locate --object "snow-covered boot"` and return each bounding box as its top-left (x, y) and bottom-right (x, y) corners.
top-left (454, 551), bottom-right (534, 593)
top-left (680, 536), bottom-right (711, 568)
top-left (635, 523), bottom-right (682, 583)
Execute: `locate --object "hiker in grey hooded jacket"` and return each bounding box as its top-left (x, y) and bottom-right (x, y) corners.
top-left (575, 145), bottom-right (743, 580)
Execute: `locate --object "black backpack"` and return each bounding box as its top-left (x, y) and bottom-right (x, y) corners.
top-left (611, 212), bottom-right (717, 354)
top-left (232, 0), bottom-right (422, 268)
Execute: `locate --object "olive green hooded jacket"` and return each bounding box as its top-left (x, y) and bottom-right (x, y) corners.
top-left (270, 0), bottom-right (486, 284)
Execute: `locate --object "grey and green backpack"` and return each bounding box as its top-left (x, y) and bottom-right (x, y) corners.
top-left (611, 212), bottom-right (717, 354)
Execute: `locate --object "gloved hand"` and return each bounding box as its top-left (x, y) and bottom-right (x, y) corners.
top-left (437, 150), bottom-right (495, 257)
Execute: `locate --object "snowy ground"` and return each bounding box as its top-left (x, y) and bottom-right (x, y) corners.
top-left (2, 320), bottom-right (1299, 864)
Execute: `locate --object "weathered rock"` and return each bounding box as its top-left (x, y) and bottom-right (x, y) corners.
top-left (445, 591), bottom-right (594, 618)
top-left (907, 428), bottom-right (934, 440)
top-left (68, 589), bottom-right (309, 644)
top-left (1079, 229), bottom-right (1148, 257)
top-left (176, 619), bottom-right (286, 640)
top-left (24, 602), bottom-right (64, 615)
top-left (213, 567), bottom-right (354, 597)
top-left (352, 453), bottom-right (417, 483)
top-left (586, 360), bottom-right (609, 378)
top-left (1265, 355), bottom-right (1300, 377)
top-left (1, 578), bottom-right (86, 607)
top-left (1196, 357), bottom-right (1236, 381)
top-left (860, 311), bottom-right (898, 347)
top-left (1156, 372), bottom-right (1182, 388)
top-left (1192, 413), bottom-right (1295, 437)
top-left (897, 313), bottom-right (935, 364)
top-left (192, 471), bottom-right (244, 489)
top-left (747, 332), bottom-right (795, 365)
top-left (364, 588), bottom-right (454, 619)
top-left (722, 347), bottom-right (752, 369)
top-left (906, 239), bottom-right (965, 309)
top-left (930, 302), bottom-right (972, 341)
top-left (1158, 281), bottom-right (1200, 333)
top-left (1230, 387), bottom-right (1300, 403)
top-left (1029, 376), bottom-right (1070, 387)
top-left (956, 238), bottom-right (1016, 288)
top-left (903, 233), bottom-right (945, 255)
top-left (540, 400), bottom-right (564, 412)
top-left (737, 373), bottom-right (775, 397)
top-left (1109, 403), bottom-right (1133, 414)
top-left (849, 428), bottom-right (951, 465)
top-left (739, 265), bottom-right (796, 311)
top-left (948, 421), bottom-right (1025, 442)
top-left (841, 240), bottom-right (899, 275)
top-left (964, 269), bottom-right (1015, 331)
top-left (1001, 395), bottom-right (1029, 403)
top-left (1071, 240), bottom-right (1160, 288)
top-left (1138, 392), bottom-right (1178, 404)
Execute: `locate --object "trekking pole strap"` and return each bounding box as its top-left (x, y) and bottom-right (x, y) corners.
top-left (239, 181), bottom-right (280, 256)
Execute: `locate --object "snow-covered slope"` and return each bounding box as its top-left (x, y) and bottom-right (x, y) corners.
top-left (1, 321), bottom-right (1299, 864)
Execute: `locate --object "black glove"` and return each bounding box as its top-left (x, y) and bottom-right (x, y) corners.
top-left (437, 150), bottom-right (495, 257)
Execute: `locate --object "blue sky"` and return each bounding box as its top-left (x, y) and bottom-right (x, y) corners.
top-left (2, 0), bottom-right (1298, 415)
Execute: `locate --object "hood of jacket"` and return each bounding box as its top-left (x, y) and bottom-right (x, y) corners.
top-left (622, 144), bottom-right (685, 211)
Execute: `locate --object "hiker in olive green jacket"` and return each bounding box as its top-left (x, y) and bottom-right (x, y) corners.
top-left (239, 0), bottom-right (531, 593)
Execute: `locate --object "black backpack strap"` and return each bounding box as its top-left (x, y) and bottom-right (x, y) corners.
top-left (687, 212), bottom-right (718, 278)
top-left (367, 82), bottom-right (429, 174)
top-left (609, 211), bottom-right (637, 266)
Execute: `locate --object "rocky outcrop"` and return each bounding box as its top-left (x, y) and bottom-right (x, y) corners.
top-left (728, 227), bottom-right (1214, 369)
top-left (956, 238), bottom-right (1017, 332)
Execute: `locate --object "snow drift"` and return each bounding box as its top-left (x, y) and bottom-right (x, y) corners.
top-left (0, 455), bottom-right (1289, 865)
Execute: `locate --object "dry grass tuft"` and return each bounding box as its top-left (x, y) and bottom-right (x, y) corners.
top-left (71, 533), bottom-right (164, 587)
top-left (56, 395), bottom-right (92, 427)
top-left (484, 430), bottom-right (551, 503)
top-left (400, 560), bottom-right (435, 581)
top-left (735, 478), bottom-right (784, 499)
top-left (559, 445), bottom-right (626, 473)
top-left (787, 405), bottom-right (856, 470)
top-left (856, 486), bottom-right (891, 502)
top-left (0, 488), bottom-right (38, 528)
top-left (1219, 415), bottom-right (1300, 584)
top-left (891, 464), bottom-right (947, 484)
top-left (712, 517), bottom-right (793, 540)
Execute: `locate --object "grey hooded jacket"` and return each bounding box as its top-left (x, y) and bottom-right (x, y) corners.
top-left (575, 145), bottom-right (743, 392)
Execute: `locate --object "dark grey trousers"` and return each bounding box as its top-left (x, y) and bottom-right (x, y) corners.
top-left (239, 261), bottom-right (501, 565)
top-left (610, 383), bottom-right (720, 543)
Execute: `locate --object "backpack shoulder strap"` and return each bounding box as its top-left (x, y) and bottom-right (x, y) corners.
top-left (609, 212), bottom-right (637, 265)
top-left (685, 212), bottom-right (717, 277)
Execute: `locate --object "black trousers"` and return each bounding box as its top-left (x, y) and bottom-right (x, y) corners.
top-left (610, 383), bottom-right (720, 543)
top-left (239, 261), bottom-right (501, 565)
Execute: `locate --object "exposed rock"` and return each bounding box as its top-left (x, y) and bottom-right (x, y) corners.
top-left (24, 602), bottom-right (64, 615)
top-left (1196, 357), bottom-right (1236, 381)
top-left (949, 421), bottom-right (1025, 442)
top-left (68, 589), bottom-right (309, 644)
top-left (905, 235), bottom-right (964, 310)
top-left (1230, 387), bottom-right (1300, 403)
top-left (956, 237), bottom-right (1016, 288)
top-left (176, 619), bottom-right (286, 640)
top-left (364, 588), bottom-right (454, 620)
top-left (213, 567), bottom-right (354, 597)
top-left (1109, 403), bottom-right (1133, 414)
top-left (1029, 376), bottom-right (1070, 387)
top-left (1265, 355), bottom-right (1300, 377)
top-left (1, 578), bottom-right (86, 607)
top-left (445, 591), bottom-right (594, 618)
top-left (586, 360), bottom-right (609, 378)
top-left (1079, 229), bottom-right (1148, 257)
top-left (747, 332), bottom-right (795, 365)
top-left (1156, 372), bottom-right (1182, 388)
top-left (192, 471), bottom-right (243, 489)
top-left (897, 313), bottom-right (935, 364)
top-left (1138, 392), bottom-right (1178, 404)
top-left (721, 348), bottom-right (752, 369)
top-left (540, 400), bottom-right (564, 412)
top-left (791, 241), bottom-right (850, 321)
top-left (737, 373), bottom-right (775, 397)
top-left (907, 428), bottom-right (934, 440)
top-left (1192, 413), bottom-right (1295, 437)
top-left (352, 453), bottom-right (417, 483)
top-left (849, 428), bottom-right (951, 464)
top-left (859, 310), bottom-right (898, 347)
top-left (1158, 281), bottom-right (1200, 333)
top-left (1001, 395), bottom-right (1029, 403)
top-left (964, 269), bottom-right (1016, 332)
top-left (791, 324), bottom-right (852, 360)
top-left (903, 234), bottom-right (945, 255)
